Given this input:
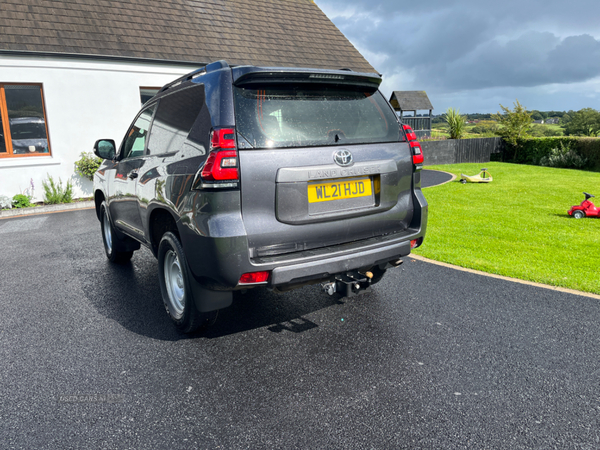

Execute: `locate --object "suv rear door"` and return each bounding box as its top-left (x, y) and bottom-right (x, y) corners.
top-left (232, 71), bottom-right (414, 260)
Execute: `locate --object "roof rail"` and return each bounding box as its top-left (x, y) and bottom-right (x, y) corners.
top-left (158, 60), bottom-right (229, 93)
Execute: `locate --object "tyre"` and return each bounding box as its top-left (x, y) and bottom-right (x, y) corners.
top-left (100, 202), bottom-right (134, 263)
top-left (573, 210), bottom-right (585, 219)
top-left (157, 232), bottom-right (217, 333)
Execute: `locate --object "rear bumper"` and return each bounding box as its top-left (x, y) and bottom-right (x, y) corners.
top-left (270, 232), bottom-right (410, 287)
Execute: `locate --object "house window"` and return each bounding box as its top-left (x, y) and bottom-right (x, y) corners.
top-left (0, 84), bottom-right (51, 158)
top-left (140, 87), bottom-right (160, 105)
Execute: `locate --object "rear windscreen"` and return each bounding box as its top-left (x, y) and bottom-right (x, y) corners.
top-left (233, 85), bottom-right (400, 149)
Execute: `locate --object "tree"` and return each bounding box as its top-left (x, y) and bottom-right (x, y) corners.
top-left (492, 100), bottom-right (533, 161)
top-left (444, 107), bottom-right (465, 139)
top-left (530, 110), bottom-right (543, 121)
top-left (563, 108), bottom-right (600, 136)
top-left (560, 111), bottom-right (574, 126)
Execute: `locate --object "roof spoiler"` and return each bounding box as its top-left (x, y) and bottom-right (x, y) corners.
top-left (231, 67), bottom-right (382, 90)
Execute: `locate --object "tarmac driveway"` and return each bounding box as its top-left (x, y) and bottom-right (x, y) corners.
top-left (1, 209), bottom-right (599, 449)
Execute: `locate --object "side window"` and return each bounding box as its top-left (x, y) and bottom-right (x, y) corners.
top-left (0, 84), bottom-right (52, 158)
top-left (121, 105), bottom-right (155, 159)
top-left (147, 85), bottom-right (205, 156)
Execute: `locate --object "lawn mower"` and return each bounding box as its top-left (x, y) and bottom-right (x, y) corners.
top-left (568, 192), bottom-right (600, 219)
top-left (460, 168), bottom-right (492, 184)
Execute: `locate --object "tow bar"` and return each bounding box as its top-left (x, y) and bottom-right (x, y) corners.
top-left (321, 259), bottom-right (404, 297)
top-left (321, 270), bottom-right (373, 297)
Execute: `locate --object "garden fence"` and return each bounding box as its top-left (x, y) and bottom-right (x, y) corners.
top-left (421, 137), bottom-right (504, 165)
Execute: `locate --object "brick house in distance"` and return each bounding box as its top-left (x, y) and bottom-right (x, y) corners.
top-left (0, 0), bottom-right (375, 201)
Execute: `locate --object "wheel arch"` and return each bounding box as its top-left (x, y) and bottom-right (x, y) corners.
top-left (148, 207), bottom-right (180, 256)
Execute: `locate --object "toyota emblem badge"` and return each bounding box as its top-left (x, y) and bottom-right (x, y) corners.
top-left (333, 149), bottom-right (353, 167)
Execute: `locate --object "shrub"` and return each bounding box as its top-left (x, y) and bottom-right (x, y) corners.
top-left (0, 195), bottom-right (12, 209)
top-left (42, 175), bottom-right (73, 204)
top-left (74, 152), bottom-right (103, 181)
top-left (539, 141), bottom-right (588, 169)
top-left (444, 108), bottom-right (465, 139)
top-left (576, 138), bottom-right (600, 171)
top-left (500, 136), bottom-right (600, 171)
top-left (12, 193), bottom-right (33, 208)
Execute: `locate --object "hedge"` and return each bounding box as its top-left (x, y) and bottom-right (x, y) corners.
top-left (499, 137), bottom-right (600, 171)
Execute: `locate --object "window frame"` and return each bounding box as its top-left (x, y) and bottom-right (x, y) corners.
top-left (0, 83), bottom-right (52, 159)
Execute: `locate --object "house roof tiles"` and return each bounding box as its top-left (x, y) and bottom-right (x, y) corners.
top-left (0, 0), bottom-right (375, 72)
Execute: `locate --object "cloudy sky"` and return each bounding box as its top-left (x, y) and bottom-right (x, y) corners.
top-left (316, 0), bottom-right (600, 114)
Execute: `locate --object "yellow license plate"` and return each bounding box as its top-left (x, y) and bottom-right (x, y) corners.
top-left (308, 178), bottom-right (372, 203)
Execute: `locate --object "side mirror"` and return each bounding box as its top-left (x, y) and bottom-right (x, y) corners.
top-left (93, 139), bottom-right (116, 160)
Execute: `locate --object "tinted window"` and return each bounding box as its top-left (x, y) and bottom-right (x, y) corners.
top-left (147, 85), bottom-right (205, 156)
top-left (234, 85), bottom-right (399, 149)
top-left (121, 105), bottom-right (155, 159)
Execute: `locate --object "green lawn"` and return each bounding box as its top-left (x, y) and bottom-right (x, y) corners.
top-left (413, 162), bottom-right (600, 294)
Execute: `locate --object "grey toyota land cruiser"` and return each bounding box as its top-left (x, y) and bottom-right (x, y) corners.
top-left (93, 61), bottom-right (427, 333)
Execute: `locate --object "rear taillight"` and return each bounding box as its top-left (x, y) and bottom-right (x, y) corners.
top-left (410, 141), bottom-right (424, 165)
top-left (403, 126), bottom-right (417, 142)
top-left (200, 150), bottom-right (238, 181)
top-left (403, 124), bottom-right (424, 168)
top-left (194, 128), bottom-right (239, 189)
top-left (210, 128), bottom-right (236, 150)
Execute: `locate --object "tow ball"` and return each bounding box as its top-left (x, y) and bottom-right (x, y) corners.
top-left (322, 271), bottom-right (373, 297)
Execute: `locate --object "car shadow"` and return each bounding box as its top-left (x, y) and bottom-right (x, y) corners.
top-left (200, 287), bottom-right (346, 339)
top-left (82, 247), bottom-right (346, 341)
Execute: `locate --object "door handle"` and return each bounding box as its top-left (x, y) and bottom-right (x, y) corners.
top-left (128, 171), bottom-right (139, 180)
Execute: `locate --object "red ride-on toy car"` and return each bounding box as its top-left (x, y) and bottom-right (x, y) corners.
top-left (568, 192), bottom-right (600, 218)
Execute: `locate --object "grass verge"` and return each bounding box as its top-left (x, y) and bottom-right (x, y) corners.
top-left (413, 162), bottom-right (600, 294)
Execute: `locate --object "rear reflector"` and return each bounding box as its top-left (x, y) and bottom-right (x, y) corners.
top-left (239, 271), bottom-right (270, 285)
top-left (411, 238), bottom-right (423, 249)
